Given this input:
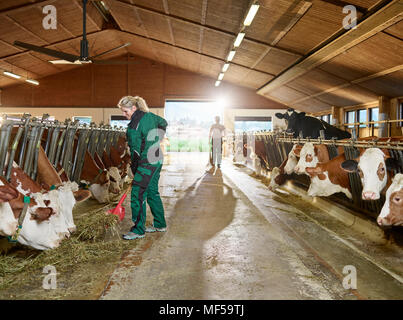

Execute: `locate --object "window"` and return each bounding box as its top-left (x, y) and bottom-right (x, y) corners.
top-left (358, 109), bottom-right (367, 128)
top-left (110, 115), bottom-right (129, 128)
top-left (234, 116), bottom-right (272, 133)
top-left (346, 111), bottom-right (355, 128)
top-left (398, 102), bottom-right (403, 127)
top-left (320, 114), bottom-right (331, 123)
top-left (369, 107), bottom-right (379, 128)
top-left (72, 116), bottom-right (92, 125)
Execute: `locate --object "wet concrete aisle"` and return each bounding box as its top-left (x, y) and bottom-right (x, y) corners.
top-left (101, 152), bottom-right (403, 300)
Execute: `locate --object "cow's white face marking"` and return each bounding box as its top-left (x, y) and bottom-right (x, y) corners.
top-left (294, 143), bottom-right (318, 175)
top-left (358, 148), bottom-right (387, 200)
top-left (108, 167), bottom-right (122, 194)
top-left (284, 145), bottom-right (299, 174)
top-left (90, 183), bottom-right (110, 203)
top-left (269, 167), bottom-right (281, 190)
top-left (378, 173), bottom-right (403, 226)
top-left (0, 180), bottom-right (18, 236)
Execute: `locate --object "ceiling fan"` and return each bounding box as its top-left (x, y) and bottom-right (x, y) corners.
top-left (13, 0), bottom-right (132, 65)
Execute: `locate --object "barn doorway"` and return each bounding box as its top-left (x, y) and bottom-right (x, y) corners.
top-left (164, 100), bottom-right (224, 153)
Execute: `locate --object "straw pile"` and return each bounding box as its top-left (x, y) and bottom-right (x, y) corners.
top-left (0, 201), bottom-right (131, 291)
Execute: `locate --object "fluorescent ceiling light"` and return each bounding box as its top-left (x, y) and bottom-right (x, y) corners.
top-left (222, 63), bottom-right (230, 72)
top-left (215, 81), bottom-right (221, 87)
top-left (243, 4), bottom-right (260, 26)
top-left (26, 79), bottom-right (39, 85)
top-left (234, 33), bottom-right (245, 47)
top-left (227, 50), bottom-right (236, 61)
top-left (3, 71), bottom-right (21, 79)
top-left (218, 73), bottom-right (224, 81)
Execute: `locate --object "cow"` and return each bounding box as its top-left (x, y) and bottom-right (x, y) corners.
top-left (102, 150), bottom-right (121, 195)
top-left (304, 153), bottom-right (352, 199)
top-left (275, 108), bottom-right (351, 139)
top-left (378, 173), bottom-right (403, 227)
top-left (293, 142), bottom-right (332, 175)
top-left (80, 150), bottom-right (111, 203)
top-left (37, 145), bottom-right (91, 203)
top-left (0, 179), bottom-right (21, 236)
top-left (9, 162), bottom-right (74, 231)
top-left (1, 164), bottom-right (69, 250)
top-left (340, 148), bottom-right (399, 200)
top-left (269, 144), bottom-right (302, 190)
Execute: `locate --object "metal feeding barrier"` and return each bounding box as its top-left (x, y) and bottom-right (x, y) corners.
top-left (226, 131), bottom-right (403, 218)
top-left (0, 114), bottom-right (126, 184)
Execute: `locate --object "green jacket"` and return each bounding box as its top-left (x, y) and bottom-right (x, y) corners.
top-left (126, 110), bottom-right (168, 168)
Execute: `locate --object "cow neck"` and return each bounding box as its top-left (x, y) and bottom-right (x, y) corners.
top-left (10, 166), bottom-right (42, 194)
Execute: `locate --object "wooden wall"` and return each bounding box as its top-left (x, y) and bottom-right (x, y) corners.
top-left (0, 54), bottom-right (285, 110)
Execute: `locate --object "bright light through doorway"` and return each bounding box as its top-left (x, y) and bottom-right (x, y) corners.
top-left (164, 100), bottom-right (224, 152)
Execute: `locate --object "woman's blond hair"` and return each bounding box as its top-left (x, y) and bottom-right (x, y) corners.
top-left (117, 96), bottom-right (149, 113)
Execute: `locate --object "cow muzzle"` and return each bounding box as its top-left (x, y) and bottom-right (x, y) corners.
top-left (377, 216), bottom-right (390, 226)
top-left (362, 191), bottom-right (379, 200)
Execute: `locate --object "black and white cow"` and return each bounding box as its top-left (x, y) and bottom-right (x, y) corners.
top-left (275, 108), bottom-right (351, 140)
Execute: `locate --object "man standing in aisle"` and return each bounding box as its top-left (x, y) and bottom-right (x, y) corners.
top-left (209, 116), bottom-right (226, 168)
top-left (118, 96), bottom-right (168, 240)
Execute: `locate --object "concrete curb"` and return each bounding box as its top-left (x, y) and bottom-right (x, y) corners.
top-left (281, 181), bottom-right (387, 244)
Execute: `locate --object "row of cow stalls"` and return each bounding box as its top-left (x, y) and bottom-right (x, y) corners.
top-left (0, 113), bottom-right (126, 184)
top-left (226, 131), bottom-right (403, 222)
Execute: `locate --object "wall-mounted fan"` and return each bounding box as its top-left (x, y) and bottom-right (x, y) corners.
top-left (14, 0), bottom-right (131, 65)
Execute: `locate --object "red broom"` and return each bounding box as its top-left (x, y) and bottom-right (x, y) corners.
top-left (107, 191), bottom-right (127, 221)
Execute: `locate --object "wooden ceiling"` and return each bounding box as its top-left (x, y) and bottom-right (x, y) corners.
top-left (0, 0), bottom-right (402, 112)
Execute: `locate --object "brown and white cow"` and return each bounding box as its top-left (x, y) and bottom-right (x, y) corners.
top-left (269, 144), bottom-right (302, 191)
top-left (3, 163), bottom-right (70, 250)
top-left (340, 148), bottom-right (399, 200)
top-left (378, 173), bottom-right (403, 227)
top-left (293, 142), bottom-right (332, 175)
top-left (80, 150), bottom-right (111, 203)
top-left (102, 150), bottom-right (121, 195)
top-left (304, 153), bottom-right (352, 199)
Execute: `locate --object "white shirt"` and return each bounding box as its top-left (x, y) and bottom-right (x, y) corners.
top-left (209, 123), bottom-right (226, 140)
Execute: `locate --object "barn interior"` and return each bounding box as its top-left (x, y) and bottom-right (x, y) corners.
top-left (0, 0), bottom-right (402, 301)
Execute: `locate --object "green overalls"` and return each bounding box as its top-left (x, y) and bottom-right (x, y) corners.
top-left (126, 110), bottom-right (168, 235)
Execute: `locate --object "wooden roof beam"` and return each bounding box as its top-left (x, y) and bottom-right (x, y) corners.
top-left (3, 15), bottom-right (50, 45)
top-left (198, 0), bottom-right (208, 72)
top-left (106, 0), bottom-right (301, 57)
top-left (320, 0), bottom-right (367, 13)
top-left (0, 29), bottom-right (104, 62)
top-left (118, 29), bottom-right (276, 78)
top-left (257, 0), bottom-right (403, 96)
top-left (72, 0), bottom-right (102, 31)
top-left (241, 1), bottom-right (312, 86)
top-left (289, 64), bottom-right (403, 105)
top-left (105, 1), bottom-right (160, 62)
top-left (0, 0), bottom-right (57, 16)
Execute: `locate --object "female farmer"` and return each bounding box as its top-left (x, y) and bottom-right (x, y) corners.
top-left (118, 96), bottom-right (168, 240)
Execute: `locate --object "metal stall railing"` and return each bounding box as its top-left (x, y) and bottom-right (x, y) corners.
top-left (0, 114), bottom-right (126, 184)
top-left (226, 131), bottom-right (403, 220)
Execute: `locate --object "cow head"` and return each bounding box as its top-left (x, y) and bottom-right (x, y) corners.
top-left (341, 148), bottom-right (399, 200)
top-left (108, 167), bottom-right (122, 194)
top-left (275, 109), bottom-right (304, 135)
top-left (284, 144), bottom-right (302, 174)
top-left (294, 143), bottom-right (319, 175)
top-left (378, 173), bottom-right (403, 227)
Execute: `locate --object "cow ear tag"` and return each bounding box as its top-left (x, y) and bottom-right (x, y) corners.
top-left (23, 196), bottom-right (31, 204)
top-left (50, 185), bottom-right (56, 190)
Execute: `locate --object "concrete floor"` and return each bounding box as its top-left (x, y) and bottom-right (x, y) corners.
top-left (101, 152), bottom-right (403, 300)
